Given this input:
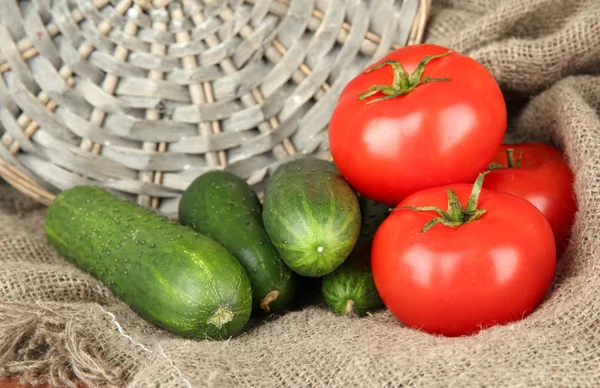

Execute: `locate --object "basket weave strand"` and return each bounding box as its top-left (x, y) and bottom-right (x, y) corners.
top-left (0, 0), bottom-right (430, 217)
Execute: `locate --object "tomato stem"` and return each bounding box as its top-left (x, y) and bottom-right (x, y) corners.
top-left (506, 149), bottom-right (523, 168)
top-left (488, 148), bottom-right (523, 170)
top-left (357, 51), bottom-right (452, 105)
top-left (396, 172), bottom-right (489, 233)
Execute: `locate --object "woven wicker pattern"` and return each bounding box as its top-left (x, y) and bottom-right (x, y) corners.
top-left (0, 0), bottom-right (429, 217)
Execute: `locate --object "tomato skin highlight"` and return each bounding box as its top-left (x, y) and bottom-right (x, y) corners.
top-left (483, 142), bottom-right (577, 254)
top-left (371, 184), bottom-right (556, 337)
top-left (328, 44), bottom-right (507, 206)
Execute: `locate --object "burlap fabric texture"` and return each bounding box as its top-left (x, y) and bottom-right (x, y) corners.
top-left (2, 0), bottom-right (600, 386)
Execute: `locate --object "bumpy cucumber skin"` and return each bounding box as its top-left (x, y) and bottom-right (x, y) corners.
top-left (322, 196), bottom-right (388, 317)
top-left (178, 170), bottom-right (296, 313)
top-left (44, 186), bottom-right (252, 340)
top-left (321, 262), bottom-right (383, 317)
top-left (262, 157), bottom-right (361, 277)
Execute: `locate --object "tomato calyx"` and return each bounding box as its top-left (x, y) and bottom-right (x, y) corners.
top-left (489, 148), bottom-right (523, 170)
top-left (397, 172), bottom-right (489, 233)
top-left (357, 51), bottom-right (452, 105)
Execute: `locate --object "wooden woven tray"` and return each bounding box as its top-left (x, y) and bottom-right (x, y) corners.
top-left (0, 0), bottom-right (431, 217)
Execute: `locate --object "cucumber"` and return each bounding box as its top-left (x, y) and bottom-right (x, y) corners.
top-left (178, 170), bottom-right (296, 313)
top-left (44, 186), bottom-right (252, 340)
top-left (321, 195), bottom-right (388, 317)
top-left (262, 157), bottom-right (361, 277)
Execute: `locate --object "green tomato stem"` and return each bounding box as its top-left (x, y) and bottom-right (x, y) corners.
top-left (395, 172), bottom-right (489, 233)
top-left (506, 149), bottom-right (523, 168)
top-left (488, 148), bottom-right (523, 170)
top-left (357, 51), bottom-right (452, 105)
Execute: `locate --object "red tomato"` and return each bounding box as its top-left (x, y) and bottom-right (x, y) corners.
top-left (328, 44), bottom-right (507, 206)
top-left (371, 175), bottom-right (556, 337)
top-left (483, 142), bottom-right (577, 253)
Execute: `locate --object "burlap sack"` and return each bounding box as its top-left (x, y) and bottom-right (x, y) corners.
top-left (2, 0), bottom-right (600, 386)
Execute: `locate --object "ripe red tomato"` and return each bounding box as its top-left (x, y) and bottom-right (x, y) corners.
top-left (371, 174), bottom-right (556, 337)
top-left (328, 44), bottom-right (507, 206)
top-left (483, 142), bottom-right (577, 254)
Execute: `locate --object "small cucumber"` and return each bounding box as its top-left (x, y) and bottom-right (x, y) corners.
top-left (262, 157), bottom-right (361, 277)
top-left (44, 186), bottom-right (252, 340)
top-left (178, 170), bottom-right (296, 313)
top-left (322, 195), bottom-right (388, 317)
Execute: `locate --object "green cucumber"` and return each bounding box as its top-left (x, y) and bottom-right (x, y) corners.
top-left (178, 170), bottom-right (296, 313)
top-left (322, 195), bottom-right (388, 317)
top-left (44, 186), bottom-right (252, 340)
top-left (262, 157), bottom-right (361, 277)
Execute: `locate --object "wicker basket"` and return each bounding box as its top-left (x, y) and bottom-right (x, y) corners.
top-left (0, 0), bottom-right (430, 217)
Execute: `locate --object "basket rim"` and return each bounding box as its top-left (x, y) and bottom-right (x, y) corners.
top-left (0, 0), bottom-right (432, 209)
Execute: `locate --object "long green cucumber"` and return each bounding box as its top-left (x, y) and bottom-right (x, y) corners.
top-left (178, 170), bottom-right (296, 313)
top-left (44, 186), bottom-right (252, 340)
top-left (262, 157), bottom-right (361, 277)
top-left (322, 195), bottom-right (388, 317)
